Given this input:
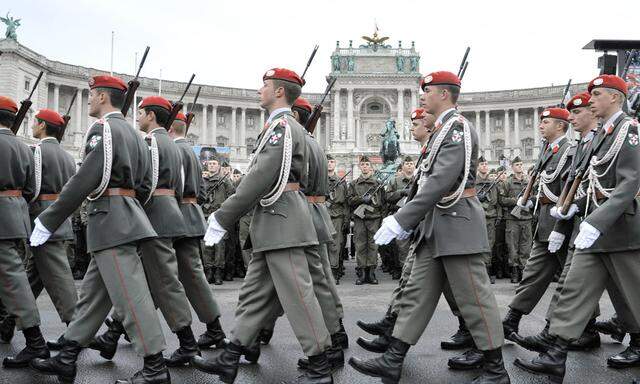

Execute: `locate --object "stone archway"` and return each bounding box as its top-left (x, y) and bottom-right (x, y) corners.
top-left (355, 95), bottom-right (393, 150)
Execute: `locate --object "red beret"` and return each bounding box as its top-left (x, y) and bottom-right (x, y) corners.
top-left (567, 92), bottom-right (591, 111)
top-left (89, 75), bottom-right (128, 92)
top-left (263, 68), bottom-right (305, 87)
top-left (293, 97), bottom-right (313, 113)
top-left (139, 96), bottom-right (172, 112)
top-left (35, 109), bottom-right (65, 126)
top-left (420, 71), bottom-right (461, 91)
top-left (588, 74), bottom-right (628, 96)
top-left (411, 108), bottom-right (426, 120)
top-left (0, 96), bottom-right (18, 114)
top-left (541, 107), bottom-right (570, 122)
top-left (175, 112), bottom-right (187, 122)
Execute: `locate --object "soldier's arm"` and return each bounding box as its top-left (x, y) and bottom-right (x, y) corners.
top-left (225, 178), bottom-right (236, 196)
top-left (394, 128), bottom-right (465, 230)
top-left (39, 127), bottom-right (104, 232)
top-left (385, 178), bottom-right (404, 204)
top-left (175, 153), bottom-right (184, 202)
top-left (488, 186), bottom-right (499, 206)
top-left (137, 139), bottom-right (153, 204)
top-left (347, 182), bottom-right (363, 207)
top-left (214, 125), bottom-right (286, 230)
top-left (499, 181), bottom-right (517, 207)
top-left (334, 183), bottom-right (347, 204)
top-left (585, 123), bottom-right (640, 234)
top-left (22, 145), bottom-right (36, 203)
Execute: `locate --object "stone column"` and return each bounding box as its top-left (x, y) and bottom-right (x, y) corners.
top-left (52, 84), bottom-right (59, 112)
top-left (503, 109), bottom-right (510, 158)
top-left (347, 88), bottom-right (354, 140)
top-left (474, 111), bottom-right (481, 147)
top-left (333, 89), bottom-right (341, 142)
top-left (201, 104), bottom-right (208, 144)
top-left (74, 88), bottom-right (83, 147)
top-left (211, 106), bottom-right (217, 146)
top-left (533, 107), bottom-right (540, 157)
top-left (514, 108), bottom-right (520, 156)
top-left (259, 108), bottom-right (265, 131)
top-left (240, 108), bottom-right (247, 157)
top-left (231, 108), bottom-right (237, 152)
top-left (410, 89), bottom-right (417, 111)
top-left (315, 115), bottom-right (322, 146)
top-left (484, 111), bottom-right (491, 160)
top-left (397, 88), bottom-right (404, 140)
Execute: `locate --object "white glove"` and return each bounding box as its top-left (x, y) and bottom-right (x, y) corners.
top-left (550, 204), bottom-right (578, 220)
top-left (547, 231), bottom-right (565, 253)
top-left (204, 213), bottom-right (227, 246)
top-left (374, 216), bottom-right (410, 245)
top-left (573, 221), bottom-right (601, 250)
top-left (30, 218), bottom-right (52, 247)
top-left (517, 197), bottom-right (534, 210)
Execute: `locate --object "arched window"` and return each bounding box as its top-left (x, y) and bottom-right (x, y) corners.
top-left (492, 139), bottom-right (504, 159)
top-left (366, 102), bottom-right (383, 114)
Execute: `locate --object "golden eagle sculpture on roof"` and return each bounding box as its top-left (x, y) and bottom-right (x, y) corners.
top-left (361, 23), bottom-right (390, 51)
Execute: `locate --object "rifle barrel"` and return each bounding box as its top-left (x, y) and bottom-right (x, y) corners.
top-left (457, 47), bottom-right (470, 77)
top-left (179, 74), bottom-right (196, 102)
top-left (28, 71), bottom-right (44, 100)
top-left (301, 45), bottom-right (319, 80)
top-left (65, 92), bottom-right (78, 117)
top-left (135, 46), bottom-right (150, 78)
top-left (320, 78), bottom-right (337, 105)
top-left (559, 79), bottom-right (572, 107)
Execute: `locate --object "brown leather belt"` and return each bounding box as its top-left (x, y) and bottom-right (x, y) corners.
top-left (284, 183), bottom-right (300, 192)
top-left (462, 188), bottom-right (476, 198)
top-left (153, 188), bottom-right (175, 197)
top-left (181, 197), bottom-right (197, 204)
top-left (306, 195), bottom-right (326, 203)
top-left (103, 188), bottom-right (136, 197)
top-left (37, 194), bottom-right (59, 201)
top-left (539, 196), bottom-right (554, 205)
top-left (0, 190), bottom-right (22, 197)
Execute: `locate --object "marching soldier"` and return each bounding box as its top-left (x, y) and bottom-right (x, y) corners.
top-left (326, 154), bottom-right (349, 284)
top-left (499, 156), bottom-right (532, 283)
top-left (28, 76), bottom-right (169, 384)
top-left (384, 156), bottom-right (415, 280)
top-left (513, 74), bottom-right (640, 384)
top-left (0, 96), bottom-right (50, 369)
top-left (202, 157), bottom-right (234, 285)
top-left (168, 112), bottom-right (227, 352)
top-left (476, 155), bottom-right (499, 284)
top-left (502, 107), bottom-right (573, 344)
top-left (348, 155), bottom-right (385, 285)
top-left (349, 71), bottom-right (509, 384)
top-left (192, 68), bottom-right (333, 384)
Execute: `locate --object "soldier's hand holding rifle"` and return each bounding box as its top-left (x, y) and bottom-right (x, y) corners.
top-left (550, 204), bottom-right (578, 220)
top-left (516, 196), bottom-right (534, 211)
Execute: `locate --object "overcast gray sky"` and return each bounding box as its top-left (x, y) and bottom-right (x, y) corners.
top-left (5, 0), bottom-right (638, 93)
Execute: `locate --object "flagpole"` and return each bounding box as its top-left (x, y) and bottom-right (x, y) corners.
top-left (110, 31), bottom-right (114, 76)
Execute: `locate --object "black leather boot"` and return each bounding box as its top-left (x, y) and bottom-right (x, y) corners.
top-left (487, 266), bottom-right (496, 285)
top-left (502, 308), bottom-right (523, 342)
top-left (608, 333), bottom-right (640, 368)
top-left (441, 316), bottom-right (474, 350)
top-left (47, 333), bottom-right (67, 351)
top-left (166, 326), bottom-right (200, 367)
top-left (511, 321), bottom-right (553, 353)
top-left (348, 337), bottom-right (409, 384)
top-left (258, 328), bottom-right (274, 345)
top-left (448, 347), bottom-right (484, 370)
top-left (510, 266), bottom-right (518, 284)
top-left (197, 317), bottom-right (227, 349)
top-left (106, 317), bottom-right (130, 342)
top-left (333, 320), bottom-right (349, 349)
top-left (568, 318), bottom-right (601, 351)
top-left (191, 341), bottom-right (242, 384)
top-left (0, 315), bottom-right (16, 343)
top-left (205, 267), bottom-right (214, 283)
top-left (355, 269), bottom-right (365, 285)
top-left (88, 317), bottom-right (125, 360)
top-left (298, 334), bottom-right (344, 371)
top-left (3, 326), bottom-right (50, 368)
top-left (357, 309), bottom-right (396, 336)
top-left (357, 333), bottom-right (390, 353)
top-left (115, 352), bottom-right (170, 384)
top-left (288, 352), bottom-right (333, 383)
top-left (470, 348), bottom-right (510, 383)
top-left (214, 268), bottom-right (224, 285)
top-left (223, 269), bottom-right (234, 282)
top-left (331, 268), bottom-right (340, 285)
top-left (595, 317), bottom-right (626, 343)
top-left (514, 336), bottom-right (569, 384)
top-left (30, 339), bottom-right (81, 384)
top-left (242, 340), bottom-right (261, 363)
top-left (369, 268), bottom-right (379, 284)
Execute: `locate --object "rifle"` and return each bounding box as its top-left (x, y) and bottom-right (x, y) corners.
top-left (305, 77), bottom-right (337, 134)
top-left (185, 86), bottom-right (202, 135)
top-left (56, 91), bottom-right (77, 142)
top-left (121, 46), bottom-right (150, 117)
top-left (208, 172), bottom-right (230, 193)
top-left (11, 71), bottom-right (43, 134)
top-left (460, 61), bottom-right (469, 80)
top-left (328, 169), bottom-right (352, 197)
top-left (301, 44), bottom-right (319, 80)
top-left (457, 47), bottom-right (470, 78)
top-left (477, 171), bottom-right (505, 202)
top-left (512, 140), bottom-right (549, 217)
top-left (353, 172), bottom-right (394, 219)
top-left (164, 74), bottom-right (195, 130)
top-left (558, 79), bottom-right (572, 108)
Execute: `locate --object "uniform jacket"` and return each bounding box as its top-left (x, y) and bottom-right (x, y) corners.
top-left (347, 174), bottom-right (385, 219)
top-left (327, 174), bottom-right (348, 219)
top-left (214, 111), bottom-right (318, 253)
top-left (499, 175), bottom-right (532, 221)
top-left (39, 111), bottom-right (157, 252)
top-left (534, 137), bottom-right (573, 242)
top-left (385, 174), bottom-right (412, 214)
top-left (476, 173), bottom-right (499, 219)
top-left (394, 110), bottom-right (489, 258)
top-left (577, 113), bottom-right (640, 252)
top-left (0, 128), bottom-right (35, 240)
top-left (202, 172), bottom-right (234, 217)
top-left (29, 137), bottom-right (76, 241)
top-left (304, 132), bottom-right (336, 244)
top-left (175, 137), bottom-right (207, 238)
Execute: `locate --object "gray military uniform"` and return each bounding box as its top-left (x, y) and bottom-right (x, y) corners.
top-left (38, 111), bottom-right (165, 357)
top-left (326, 173), bottom-right (348, 270)
top-left (391, 110), bottom-right (503, 351)
top-left (499, 174), bottom-right (533, 268)
top-left (347, 175), bottom-right (384, 268)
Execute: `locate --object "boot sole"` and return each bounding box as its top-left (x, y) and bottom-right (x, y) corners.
top-left (193, 365), bottom-right (236, 384)
top-left (447, 361), bottom-right (483, 370)
top-left (348, 358), bottom-right (399, 384)
top-left (513, 359), bottom-right (563, 384)
top-left (607, 360), bottom-right (640, 369)
top-left (440, 340), bottom-right (474, 350)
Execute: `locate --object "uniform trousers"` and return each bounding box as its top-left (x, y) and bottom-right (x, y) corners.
top-left (392, 242), bottom-right (503, 351)
top-left (484, 218), bottom-right (497, 266)
top-left (353, 217), bottom-right (381, 268)
top-left (64, 243), bottom-right (165, 357)
top-left (328, 217), bottom-right (345, 269)
top-left (230, 246), bottom-right (331, 356)
top-left (0, 239), bottom-right (40, 330)
top-left (506, 219), bottom-right (533, 268)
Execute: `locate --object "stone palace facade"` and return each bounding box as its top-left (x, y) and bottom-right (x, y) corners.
top-left (0, 37), bottom-right (585, 174)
